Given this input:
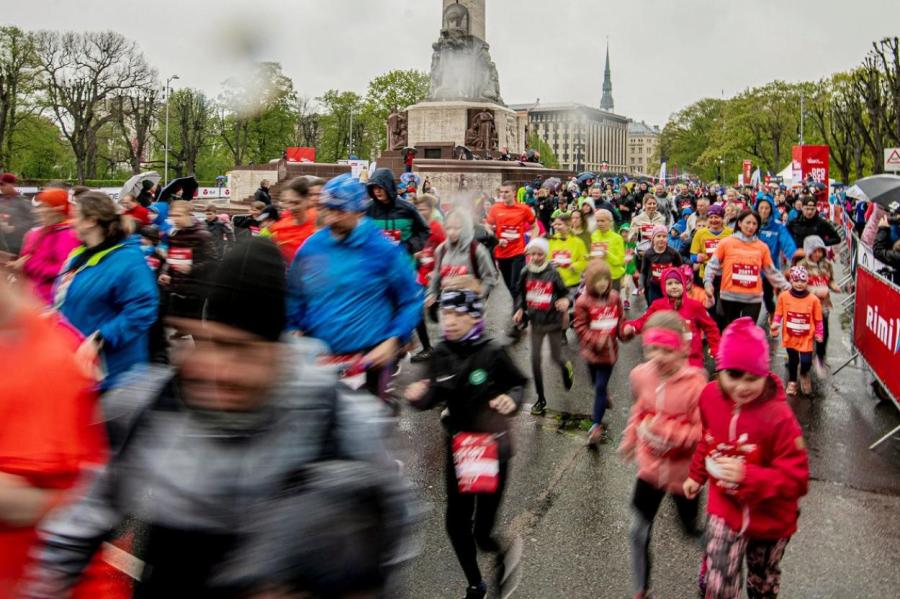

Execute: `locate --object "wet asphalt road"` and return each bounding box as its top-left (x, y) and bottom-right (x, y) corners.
top-left (390, 281), bottom-right (900, 599)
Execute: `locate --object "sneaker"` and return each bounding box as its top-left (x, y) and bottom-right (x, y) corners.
top-left (392, 362), bottom-right (402, 378)
top-left (632, 288), bottom-right (639, 296)
top-left (799, 374), bottom-right (812, 395)
top-left (557, 412), bottom-right (572, 431)
top-left (587, 423), bottom-right (610, 446)
top-left (410, 349), bottom-right (432, 363)
top-left (506, 324), bottom-right (523, 341)
top-left (464, 581), bottom-right (487, 599)
top-left (562, 361), bottom-right (574, 391)
top-left (623, 299), bottom-right (631, 310)
top-left (530, 398), bottom-right (546, 416)
top-left (785, 381), bottom-right (798, 396)
top-left (813, 356), bottom-right (827, 378)
top-left (497, 535), bottom-right (523, 599)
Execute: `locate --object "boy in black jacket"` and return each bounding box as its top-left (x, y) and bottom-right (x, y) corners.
top-left (512, 237), bottom-right (574, 417)
top-left (405, 289), bottom-right (527, 599)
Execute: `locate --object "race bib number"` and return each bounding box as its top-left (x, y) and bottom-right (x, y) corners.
top-left (590, 241), bottom-right (608, 257)
top-left (441, 264), bottom-right (470, 279)
top-left (786, 311), bottom-right (812, 337)
top-left (650, 262), bottom-right (667, 281)
top-left (500, 225), bottom-right (521, 241)
top-left (589, 305), bottom-right (618, 332)
top-left (640, 223), bottom-right (655, 241)
top-left (452, 432), bottom-right (499, 494)
top-left (731, 263), bottom-right (759, 288)
top-left (808, 275), bottom-right (828, 289)
top-left (382, 229), bottom-right (402, 244)
top-left (317, 354), bottom-right (367, 390)
top-left (419, 247), bottom-right (435, 267)
top-left (552, 250), bottom-right (573, 268)
top-left (250, 226), bottom-right (260, 236)
top-left (167, 247), bottom-right (193, 268)
top-left (704, 238), bottom-right (721, 255)
top-left (526, 280), bottom-right (554, 311)
top-left (146, 256), bottom-right (161, 271)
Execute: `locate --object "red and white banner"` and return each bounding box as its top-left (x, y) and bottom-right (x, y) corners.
top-left (853, 266), bottom-right (900, 400)
top-left (791, 144), bottom-right (830, 188)
top-left (742, 160), bottom-right (752, 184)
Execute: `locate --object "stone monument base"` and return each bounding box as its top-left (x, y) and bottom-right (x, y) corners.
top-left (406, 101), bottom-right (526, 157)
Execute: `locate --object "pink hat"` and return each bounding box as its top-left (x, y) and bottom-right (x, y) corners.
top-left (650, 224), bottom-right (668, 238)
top-left (661, 267), bottom-right (685, 287)
top-left (716, 317), bottom-right (770, 377)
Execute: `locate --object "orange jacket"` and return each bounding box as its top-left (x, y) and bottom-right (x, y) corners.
top-left (773, 290), bottom-right (823, 352)
top-left (269, 208), bottom-right (317, 264)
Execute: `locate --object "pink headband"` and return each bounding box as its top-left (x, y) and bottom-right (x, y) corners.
top-left (642, 328), bottom-right (685, 351)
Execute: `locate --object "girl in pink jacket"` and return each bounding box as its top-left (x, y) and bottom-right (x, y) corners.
top-left (13, 188), bottom-right (80, 305)
top-left (619, 310), bottom-right (708, 599)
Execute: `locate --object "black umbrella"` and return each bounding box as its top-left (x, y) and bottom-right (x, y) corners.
top-left (576, 172), bottom-right (596, 184)
top-left (157, 175), bottom-right (199, 202)
top-left (849, 174), bottom-right (900, 213)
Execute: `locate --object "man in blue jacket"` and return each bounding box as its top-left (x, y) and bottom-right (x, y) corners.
top-left (756, 193), bottom-right (798, 324)
top-left (287, 173), bottom-right (422, 403)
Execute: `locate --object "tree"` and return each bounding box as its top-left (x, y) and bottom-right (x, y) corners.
top-left (294, 95), bottom-right (320, 148)
top-left (316, 89), bottom-right (365, 163)
top-left (0, 26), bottom-right (38, 170)
top-left (157, 88), bottom-right (214, 177)
top-left (658, 98), bottom-right (725, 180)
top-left (111, 86), bottom-right (159, 174)
top-left (362, 69), bottom-right (429, 154)
top-left (34, 31), bottom-right (155, 182)
top-left (527, 132), bottom-right (559, 168)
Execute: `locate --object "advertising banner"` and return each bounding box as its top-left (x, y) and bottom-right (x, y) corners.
top-left (742, 160), bottom-right (752, 183)
top-left (853, 266), bottom-right (900, 400)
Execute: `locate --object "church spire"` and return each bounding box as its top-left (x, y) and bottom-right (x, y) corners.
top-left (600, 41), bottom-right (614, 112)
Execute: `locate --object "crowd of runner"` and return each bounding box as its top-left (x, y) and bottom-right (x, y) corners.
top-left (0, 166), bottom-right (897, 599)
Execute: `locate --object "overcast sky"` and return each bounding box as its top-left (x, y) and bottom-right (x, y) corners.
top-left (9, 0), bottom-right (900, 125)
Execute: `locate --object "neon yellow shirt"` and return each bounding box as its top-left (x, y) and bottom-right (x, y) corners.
top-left (589, 228), bottom-right (626, 280)
top-left (548, 234), bottom-right (588, 287)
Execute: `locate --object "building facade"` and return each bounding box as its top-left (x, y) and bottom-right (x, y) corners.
top-left (511, 103), bottom-right (628, 172)
top-left (626, 120), bottom-right (660, 175)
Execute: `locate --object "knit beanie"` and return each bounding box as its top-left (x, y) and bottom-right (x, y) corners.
top-left (526, 237), bottom-right (549, 255)
top-left (322, 173), bottom-right (370, 212)
top-left (707, 204), bottom-right (725, 217)
top-left (205, 238), bottom-right (286, 341)
top-left (651, 224), bottom-right (668, 238)
top-left (716, 317), bottom-right (770, 377)
top-left (789, 265), bottom-right (808, 282)
top-left (439, 289), bottom-right (484, 320)
top-left (661, 267), bottom-right (685, 287)
top-left (35, 188), bottom-right (70, 215)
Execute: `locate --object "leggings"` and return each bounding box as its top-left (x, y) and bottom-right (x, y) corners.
top-left (530, 327), bottom-right (566, 401)
top-left (416, 319), bottom-right (432, 351)
top-left (720, 299), bottom-right (762, 329)
top-left (588, 363), bottom-right (614, 425)
top-left (646, 281), bottom-right (664, 305)
top-left (815, 314), bottom-right (829, 360)
top-left (445, 452), bottom-right (509, 586)
top-left (762, 278), bottom-right (776, 317)
top-left (703, 515), bottom-right (791, 599)
top-left (497, 254), bottom-right (526, 302)
top-left (630, 478), bottom-right (699, 594)
top-left (785, 349), bottom-right (812, 383)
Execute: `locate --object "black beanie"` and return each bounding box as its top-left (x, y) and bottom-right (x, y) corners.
top-left (205, 238), bottom-right (286, 341)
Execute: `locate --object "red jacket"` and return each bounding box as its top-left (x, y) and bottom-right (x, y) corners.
top-left (123, 205), bottom-right (152, 226)
top-left (626, 296), bottom-right (720, 369)
top-left (573, 288), bottom-right (624, 365)
top-left (689, 376), bottom-right (809, 540)
top-left (417, 220), bottom-right (446, 286)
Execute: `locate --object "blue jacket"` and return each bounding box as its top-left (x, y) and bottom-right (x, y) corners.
top-left (287, 217), bottom-right (423, 355)
top-left (755, 196), bottom-right (797, 266)
top-left (57, 237), bottom-right (159, 390)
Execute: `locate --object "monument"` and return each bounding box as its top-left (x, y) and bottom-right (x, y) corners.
top-left (404, 0), bottom-right (524, 156)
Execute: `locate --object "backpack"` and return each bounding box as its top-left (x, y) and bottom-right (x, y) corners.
top-left (429, 240), bottom-right (483, 322)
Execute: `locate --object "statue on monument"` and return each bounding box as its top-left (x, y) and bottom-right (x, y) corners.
top-left (442, 2), bottom-right (470, 34)
top-left (387, 109), bottom-right (408, 151)
top-left (470, 108), bottom-right (497, 152)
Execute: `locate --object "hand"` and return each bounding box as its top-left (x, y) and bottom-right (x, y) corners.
top-left (364, 337), bottom-right (399, 370)
top-left (815, 335), bottom-right (824, 343)
top-left (489, 394), bottom-right (517, 415)
top-left (414, 251), bottom-right (424, 260)
top-left (713, 456), bottom-right (745, 484)
top-left (9, 255), bottom-right (28, 271)
top-left (683, 477), bottom-right (702, 499)
top-left (513, 309), bottom-right (524, 324)
top-left (404, 379), bottom-right (430, 403)
top-left (173, 264), bottom-right (192, 274)
top-left (499, 238), bottom-right (509, 247)
top-left (681, 231), bottom-right (689, 241)
top-left (554, 298), bottom-right (569, 312)
top-left (704, 283), bottom-right (715, 298)
top-left (770, 325), bottom-right (780, 338)
top-left (697, 253), bottom-right (708, 263)
top-left (623, 324), bottom-right (636, 339)
top-left (878, 216), bottom-right (890, 228)
top-left (425, 294), bottom-right (436, 308)
top-left (74, 333), bottom-right (102, 381)
top-left (158, 274), bottom-right (171, 285)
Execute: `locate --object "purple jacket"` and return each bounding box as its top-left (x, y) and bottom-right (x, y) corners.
top-left (20, 223), bottom-right (81, 304)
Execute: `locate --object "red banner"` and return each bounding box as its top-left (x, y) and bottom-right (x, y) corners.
top-left (853, 267), bottom-right (900, 400)
top-left (285, 147), bottom-right (316, 163)
top-left (742, 160), bottom-right (752, 183)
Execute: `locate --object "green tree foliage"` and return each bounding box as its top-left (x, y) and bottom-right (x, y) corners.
top-left (527, 132), bottom-right (559, 168)
top-left (315, 89), bottom-right (365, 163)
top-left (362, 69), bottom-right (429, 154)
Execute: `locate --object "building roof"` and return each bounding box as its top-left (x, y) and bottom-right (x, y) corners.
top-left (507, 102), bottom-right (627, 123)
top-left (627, 120), bottom-right (660, 136)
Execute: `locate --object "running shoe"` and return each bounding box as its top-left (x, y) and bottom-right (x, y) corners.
top-left (587, 423), bottom-right (610, 446)
top-left (623, 299), bottom-right (631, 310)
top-left (464, 582), bottom-right (487, 599)
top-left (410, 349), bottom-right (432, 363)
top-left (530, 398), bottom-right (546, 416)
top-left (799, 374), bottom-right (812, 395)
top-left (785, 381), bottom-right (798, 397)
top-left (813, 356), bottom-right (827, 379)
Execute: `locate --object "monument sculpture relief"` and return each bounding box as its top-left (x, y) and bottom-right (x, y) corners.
top-left (387, 109), bottom-right (408, 151)
top-left (467, 107), bottom-right (498, 152)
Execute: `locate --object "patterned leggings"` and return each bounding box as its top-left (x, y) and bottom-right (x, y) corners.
top-left (703, 515), bottom-right (791, 599)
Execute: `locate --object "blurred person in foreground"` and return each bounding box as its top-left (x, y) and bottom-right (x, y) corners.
top-left (24, 237), bottom-right (416, 598)
top-left (10, 188), bottom-right (80, 305)
top-left (55, 192), bottom-right (159, 391)
top-left (287, 174), bottom-right (422, 404)
top-left (0, 274), bottom-right (126, 598)
top-left (0, 172), bottom-right (35, 260)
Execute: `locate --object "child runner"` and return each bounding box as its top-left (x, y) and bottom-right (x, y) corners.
top-left (548, 212), bottom-right (589, 340)
top-left (798, 235), bottom-right (840, 377)
top-left (684, 318), bottom-right (809, 599)
top-left (619, 311), bottom-right (708, 599)
top-left (573, 260), bottom-right (625, 445)
top-left (620, 221), bottom-right (638, 309)
top-left (640, 224), bottom-right (683, 305)
top-left (624, 268), bottom-right (720, 370)
top-left (770, 265), bottom-right (824, 396)
top-left (682, 263), bottom-right (709, 305)
top-left (513, 237), bottom-right (574, 417)
top-left (590, 208), bottom-right (627, 291)
top-left (404, 289), bottom-right (527, 599)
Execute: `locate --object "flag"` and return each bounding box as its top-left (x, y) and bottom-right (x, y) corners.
top-left (659, 161), bottom-right (667, 184)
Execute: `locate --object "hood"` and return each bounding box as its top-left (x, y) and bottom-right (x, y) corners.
top-left (721, 372), bottom-right (785, 408)
top-left (754, 195), bottom-right (776, 224)
top-left (446, 209), bottom-right (474, 248)
top-left (365, 168), bottom-right (398, 204)
top-left (803, 234), bottom-right (826, 256)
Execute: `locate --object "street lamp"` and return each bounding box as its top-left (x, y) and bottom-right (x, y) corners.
top-left (164, 74), bottom-right (180, 186)
top-left (716, 156), bottom-right (723, 182)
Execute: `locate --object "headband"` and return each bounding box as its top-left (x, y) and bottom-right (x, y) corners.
top-left (642, 328), bottom-right (685, 351)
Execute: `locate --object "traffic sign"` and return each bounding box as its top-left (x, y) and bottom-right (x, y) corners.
top-left (884, 148), bottom-right (900, 172)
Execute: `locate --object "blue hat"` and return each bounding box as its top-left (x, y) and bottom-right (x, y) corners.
top-left (321, 173), bottom-right (370, 212)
